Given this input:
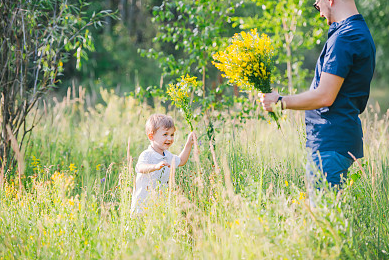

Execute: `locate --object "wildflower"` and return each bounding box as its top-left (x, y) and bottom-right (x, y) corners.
top-left (299, 192), bottom-right (306, 201)
top-left (96, 164), bottom-right (101, 171)
top-left (101, 177), bottom-right (106, 183)
top-left (285, 180), bottom-right (289, 187)
top-left (167, 74), bottom-right (198, 131)
top-left (213, 29), bottom-right (280, 126)
top-left (68, 198), bottom-right (75, 206)
top-left (31, 155), bottom-right (41, 172)
top-left (69, 163), bottom-right (77, 172)
top-left (212, 29), bottom-right (274, 93)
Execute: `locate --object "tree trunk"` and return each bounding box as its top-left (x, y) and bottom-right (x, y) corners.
top-left (282, 17), bottom-right (296, 95)
top-left (119, 0), bottom-right (127, 21)
top-left (285, 43), bottom-right (293, 95)
top-left (104, 0), bottom-right (112, 34)
top-left (128, 0), bottom-right (136, 35)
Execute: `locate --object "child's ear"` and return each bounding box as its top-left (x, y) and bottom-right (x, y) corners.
top-left (147, 133), bottom-right (153, 141)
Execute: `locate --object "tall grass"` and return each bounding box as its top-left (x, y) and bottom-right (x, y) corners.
top-left (0, 88), bottom-right (388, 259)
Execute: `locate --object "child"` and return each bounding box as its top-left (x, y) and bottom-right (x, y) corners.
top-left (131, 114), bottom-right (195, 213)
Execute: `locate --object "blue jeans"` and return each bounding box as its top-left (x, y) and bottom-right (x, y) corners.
top-left (306, 150), bottom-right (354, 188)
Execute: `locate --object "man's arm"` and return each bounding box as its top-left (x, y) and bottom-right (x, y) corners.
top-left (261, 72), bottom-right (345, 111)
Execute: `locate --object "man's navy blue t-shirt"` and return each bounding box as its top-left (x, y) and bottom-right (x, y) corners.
top-left (306, 14), bottom-right (376, 159)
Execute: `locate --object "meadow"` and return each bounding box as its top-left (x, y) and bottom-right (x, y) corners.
top-left (1, 88), bottom-right (388, 259)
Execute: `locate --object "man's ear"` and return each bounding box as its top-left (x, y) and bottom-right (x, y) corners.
top-left (147, 133), bottom-right (153, 141)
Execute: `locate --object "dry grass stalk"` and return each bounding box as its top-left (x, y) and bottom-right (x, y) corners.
top-left (222, 155), bottom-right (234, 199)
top-left (348, 152), bottom-right (368, 180)
top-left (169, 157), bottom-right (176, 202)
top-left (0, 161), bottom-right (4, 189)
top-left (126, 136), bottom-right (135, 193)
top-left (66, 86), bottom-right (71, 105)
top-left (0, 103), bottom-right (2, 187)
top-left (192, 133), bottom-right (201, 169)
top-left (127, 136), bottom-right (131, 163)
top-left (6, 124), bottom-right (24, 193)
top-left (209, 139), bottom-right (220, 174)
top-left (192, 133), bottom-right (203, 192)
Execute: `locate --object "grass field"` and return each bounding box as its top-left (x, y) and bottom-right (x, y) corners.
top-left (1, 88), bottom-right (388, 259)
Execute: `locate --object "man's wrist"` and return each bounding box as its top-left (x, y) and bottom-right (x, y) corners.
top-left (277, 96), bottom-right (284, 110)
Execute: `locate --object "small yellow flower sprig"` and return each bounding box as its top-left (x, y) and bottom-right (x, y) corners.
top-left (167, 74), bottom-right (198, 131)
top-left (212, 28), bottom-right (275, 93)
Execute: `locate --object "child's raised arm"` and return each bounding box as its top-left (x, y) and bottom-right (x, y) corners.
top-left (178, 132), bottom-right (196, 166)
top-left (137, 161), bottom-right (170, 174)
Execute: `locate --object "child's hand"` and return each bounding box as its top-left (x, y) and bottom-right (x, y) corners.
top-left (186, 132), bottom-right (196, 145)
top-left (155, 161), bottom-right (170, 171)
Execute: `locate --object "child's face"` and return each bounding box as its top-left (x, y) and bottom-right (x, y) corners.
top-left (149, 127), bottom-right (175, 153)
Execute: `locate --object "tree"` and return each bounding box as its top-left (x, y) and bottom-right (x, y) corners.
top-left (0, 0), bottom-right (114, 175)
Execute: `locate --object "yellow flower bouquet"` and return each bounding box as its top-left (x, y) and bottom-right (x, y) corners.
top-left (212, 28), bottom-right (279, 126)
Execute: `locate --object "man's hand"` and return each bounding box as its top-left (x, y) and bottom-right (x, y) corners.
top-left (155, 161), bottom-right (170, 171)
top-left (260, 91), bottom-right (280, 112)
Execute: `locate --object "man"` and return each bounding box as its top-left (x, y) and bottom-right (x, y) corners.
top-left (261, 0), bottom-right (376, 189)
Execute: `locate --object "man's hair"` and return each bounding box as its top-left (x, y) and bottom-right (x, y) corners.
top-left (145, 114), bottom-right (175, 135)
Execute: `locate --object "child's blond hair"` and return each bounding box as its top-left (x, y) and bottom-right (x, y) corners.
top-left (145, 114), bottom-right (175, 135)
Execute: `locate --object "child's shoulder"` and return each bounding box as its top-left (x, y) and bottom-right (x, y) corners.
top-left (138, 147), bottom-right (154, 157)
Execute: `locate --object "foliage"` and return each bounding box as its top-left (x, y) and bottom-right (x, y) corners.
top-left (0, 0), bottom-right (114, 172)
top-left (140, 0), bottom-right (240, 79)
top-left (59, 0), bottom-right (164, 95)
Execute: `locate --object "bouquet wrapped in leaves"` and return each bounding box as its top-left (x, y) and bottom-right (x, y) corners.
top-left (212, 28), bottom-right (280, 126)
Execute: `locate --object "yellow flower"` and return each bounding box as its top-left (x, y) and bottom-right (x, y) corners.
top-left (167, 75), bottom-right (198, 131)
top-left (212, 28), bottom-right (275, 93)
top-left (96, 164), bottom-right (101, 171)
top-left (68, 198), bottom-right (75, 206)
top-left (69, 163), bottom-right (77, 172)
top-left (299, 192), bottom-right (306, 201)
top-left (285, 180), bottom-right (289, 187)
